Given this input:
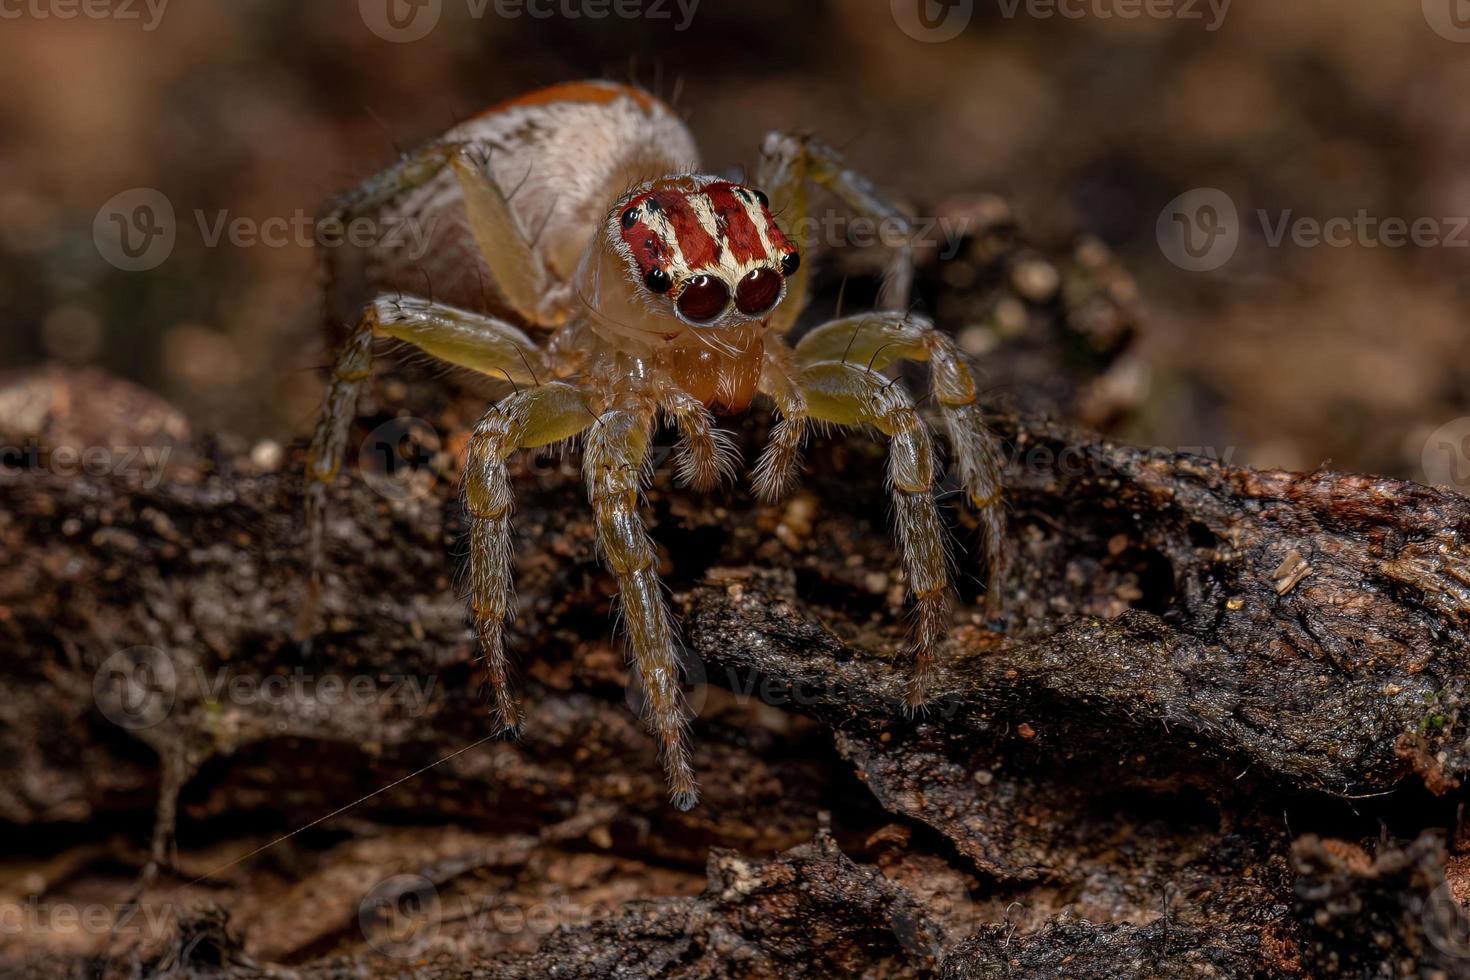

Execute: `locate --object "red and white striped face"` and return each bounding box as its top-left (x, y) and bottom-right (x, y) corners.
top-left (612, 176), bottom-right (801, 328)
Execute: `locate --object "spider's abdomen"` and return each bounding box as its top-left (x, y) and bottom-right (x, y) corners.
top-left (370, 81), bottom-right (697, 318)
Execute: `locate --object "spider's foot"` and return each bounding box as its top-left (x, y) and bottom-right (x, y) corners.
top-left (491, 704), bottom-right (522, 738)
top-left (669, 785), bottom-right (700, 812)
top-left (901, 666), bottom-right (936, 716)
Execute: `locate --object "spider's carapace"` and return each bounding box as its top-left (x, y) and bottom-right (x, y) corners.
top-left (305, 80), bottom-right (1005, 810)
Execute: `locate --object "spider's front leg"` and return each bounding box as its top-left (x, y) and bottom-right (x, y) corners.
top-left (793, 312), bottom-right (1006, 612)
top-left (772, 358), bottom-right (952, 708)
top-left (584, 403), bottom-right (699, 809)
top-left (301, 297), bottom-right (546, 629)
top-left (464, 383), bottom-right (595, 731)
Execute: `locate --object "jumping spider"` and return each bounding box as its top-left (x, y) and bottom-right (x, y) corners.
top-left (304, 80), bottom-right (1005, 810)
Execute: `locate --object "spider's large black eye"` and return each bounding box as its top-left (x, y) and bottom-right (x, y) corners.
top-left (779, 251), bottom-right (800, 276)
top-left (753, 189), bottom-right (770, 208)
top-left (643, 267), bottom-right (672, 293)
top-left (735, 267), bottom-right (782, 316)
top-left (621, 206), bottom-right (639, 229)
top-left (676, 275), bottom-right (729, 323)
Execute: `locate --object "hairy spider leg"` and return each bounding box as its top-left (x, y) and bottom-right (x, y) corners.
top-left (756, 132), bottom-right (917, 333)
top-left (783, 358), bottom-right (952, 708)
top-left (794, 312), bottom-right (1006, 613)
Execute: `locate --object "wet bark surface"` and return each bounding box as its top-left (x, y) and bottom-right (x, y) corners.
top-left (2, 213), bottom-right (1469, 978)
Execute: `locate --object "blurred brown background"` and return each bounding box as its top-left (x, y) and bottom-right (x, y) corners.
top-left (1, 0), bottom-right (1467, 480)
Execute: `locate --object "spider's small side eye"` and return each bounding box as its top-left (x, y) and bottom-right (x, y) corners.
top-left (621, 206), bottom-right (640, 230)
top-left (753, 189), bottom-right (770, 208)
top-left (643, 267), bottom-right (672, 293)
top-left (780, 251), bottom-right (800, 276)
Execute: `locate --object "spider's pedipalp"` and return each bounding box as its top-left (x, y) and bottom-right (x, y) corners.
top-left (661, 390), bottom-right (740, 492)
top-left (751, 349), bottom-right (809, 502)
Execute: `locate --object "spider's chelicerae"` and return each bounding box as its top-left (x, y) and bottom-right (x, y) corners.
top-left (304, 80), bottom-right (1005, 810)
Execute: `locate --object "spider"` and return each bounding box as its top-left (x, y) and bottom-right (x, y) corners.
top-left (303, 80), bottom-right (1005, 810)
